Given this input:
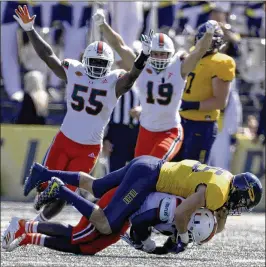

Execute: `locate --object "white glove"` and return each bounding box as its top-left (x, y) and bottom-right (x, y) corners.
top-left (142, 237), bottom-right (156, 253)
top-left (13, 5), bottom-right (36, 31)
top-left (205, 20), bottom-right (218, 34)
top-left (92, 9), bottom-right (106, 26)
top-left (140, 29), bottom-right (154, 55)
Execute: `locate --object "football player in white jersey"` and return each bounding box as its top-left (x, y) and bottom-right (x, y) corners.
top-left (3, 190), bottom-right (217, 255)
top-left (93, 9), bottom-right (218, 161)
top-left (13, 5), bottom-right (152, 222)
top-left (122, 193), bottom-right (218, 254)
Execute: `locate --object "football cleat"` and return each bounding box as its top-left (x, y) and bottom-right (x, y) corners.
top-left (1, 217), bottom-right (25, 249)
top-left (34, 177), bottom-right (64, 211)
top-left (24, 163), bottom-right (49, 196)
top-left (6, 234), bottom-right (27, 252)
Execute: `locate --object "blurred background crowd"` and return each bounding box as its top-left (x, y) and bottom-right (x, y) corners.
top-left (0, 1), bottom-right (265, 180)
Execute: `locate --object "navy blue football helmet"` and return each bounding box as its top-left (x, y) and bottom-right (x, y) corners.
top-left (227, 172), bottom-right (263, 214)
top-left (195, 22), bottom-right (224, 53)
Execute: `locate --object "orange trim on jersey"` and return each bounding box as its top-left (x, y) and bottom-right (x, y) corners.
top-left (97, 41), bottom-right (103, 54)
top-left (159, 33), bottom-right (164, 48)
top-left (162, 124), bottom-right (183, 161)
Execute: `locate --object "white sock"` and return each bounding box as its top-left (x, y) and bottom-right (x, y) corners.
top-left (34, 213), bottom-right (48, 222)
top-left (31, 233), bottom-right (46, 246)
top-left (25, 221), bottom-right (39, 233)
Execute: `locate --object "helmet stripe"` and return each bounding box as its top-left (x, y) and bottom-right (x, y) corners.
top-left (97, 41), bottom-right (103, 54)
top-left (159, 33), bottom-right (164, 48)
top-left (248, 188), bottom-right (255, 202)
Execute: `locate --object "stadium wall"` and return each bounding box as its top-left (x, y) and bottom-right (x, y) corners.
top-left (1, 125), bottom-right (265, 211)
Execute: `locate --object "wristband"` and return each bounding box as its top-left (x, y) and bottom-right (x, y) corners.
top-left (180, 100), bottom-right (200, 111)
top-left (134, 51), bottom-right (149, 70)
top-left (179, 232), bottom-right (189, 244)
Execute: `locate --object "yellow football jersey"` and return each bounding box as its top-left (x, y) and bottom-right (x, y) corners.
top-left (156, 160), bottom-right (233, 211)
top-left (159, 1), bottom-right (175, 8)
top-left (180, 52), bottom-right (236, 121)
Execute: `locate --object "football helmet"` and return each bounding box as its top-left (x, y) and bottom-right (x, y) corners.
top-left (195, 21), bottom-right (224, 53)
top-left (149, 33), bottom-right (175, 70)
top-left (187, 208), bottom-right (218, 245)
top-left (82, 41), bottom-right (114, 78)
top-left (227, 172), bottom-right (263, 214)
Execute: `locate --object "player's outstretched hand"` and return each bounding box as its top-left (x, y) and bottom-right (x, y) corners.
top-left (140, 29), bottom-right (154, 55)
top-left (13, 5), bottom-right (36, 31)
top-left (92, 8), bottom-right (106, 26)
top-left (205, 20), bottom-right (218, 34)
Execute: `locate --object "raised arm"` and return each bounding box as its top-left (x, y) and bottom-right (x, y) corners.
top-left (14, 5), bottom-right (66, 81)
top-left (180, 20), bottom-right (217, 79)
top-left (93, 9), bottom-right (136, 70)
top-left (115, 30), bottom-right (153, 98)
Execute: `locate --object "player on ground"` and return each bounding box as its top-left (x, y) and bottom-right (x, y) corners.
top-left (22, 156), bottom-right (262, 254)
top-left (13, 5), bottom-right (152, 222)
top-left (172, 22), bottom-right (236, 164)
top-left (93, 9), bottom-right (218, 161)
top-left (121, 195), bottom-right (218, 254)
top-left (2, 188), bottom-right (128, 255)
top-left (2, 191), bottom-right (217, 255)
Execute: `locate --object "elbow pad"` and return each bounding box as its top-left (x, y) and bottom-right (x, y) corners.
top-left (134, 51), bottom-right (150, 70)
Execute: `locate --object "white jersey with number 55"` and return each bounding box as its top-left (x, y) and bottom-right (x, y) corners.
top-left (61, 59), bottom-right (123, 145)
top-left (136, 54), bottom-right (185, 132)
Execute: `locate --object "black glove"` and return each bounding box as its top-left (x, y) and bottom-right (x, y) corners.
top-left (176, 236), bottom-right (188, 254)
top-left (150, 246), bottom-right (169, 255)
top-left (163, 235), bottom-right (177, 252)
top-left (180, 100), bottom-right (200, 111)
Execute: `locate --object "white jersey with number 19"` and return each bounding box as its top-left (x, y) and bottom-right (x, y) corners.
top-left (135, 54), bottom-right (185, 132)
top-left (61, 59), bottom-right (124, 145)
